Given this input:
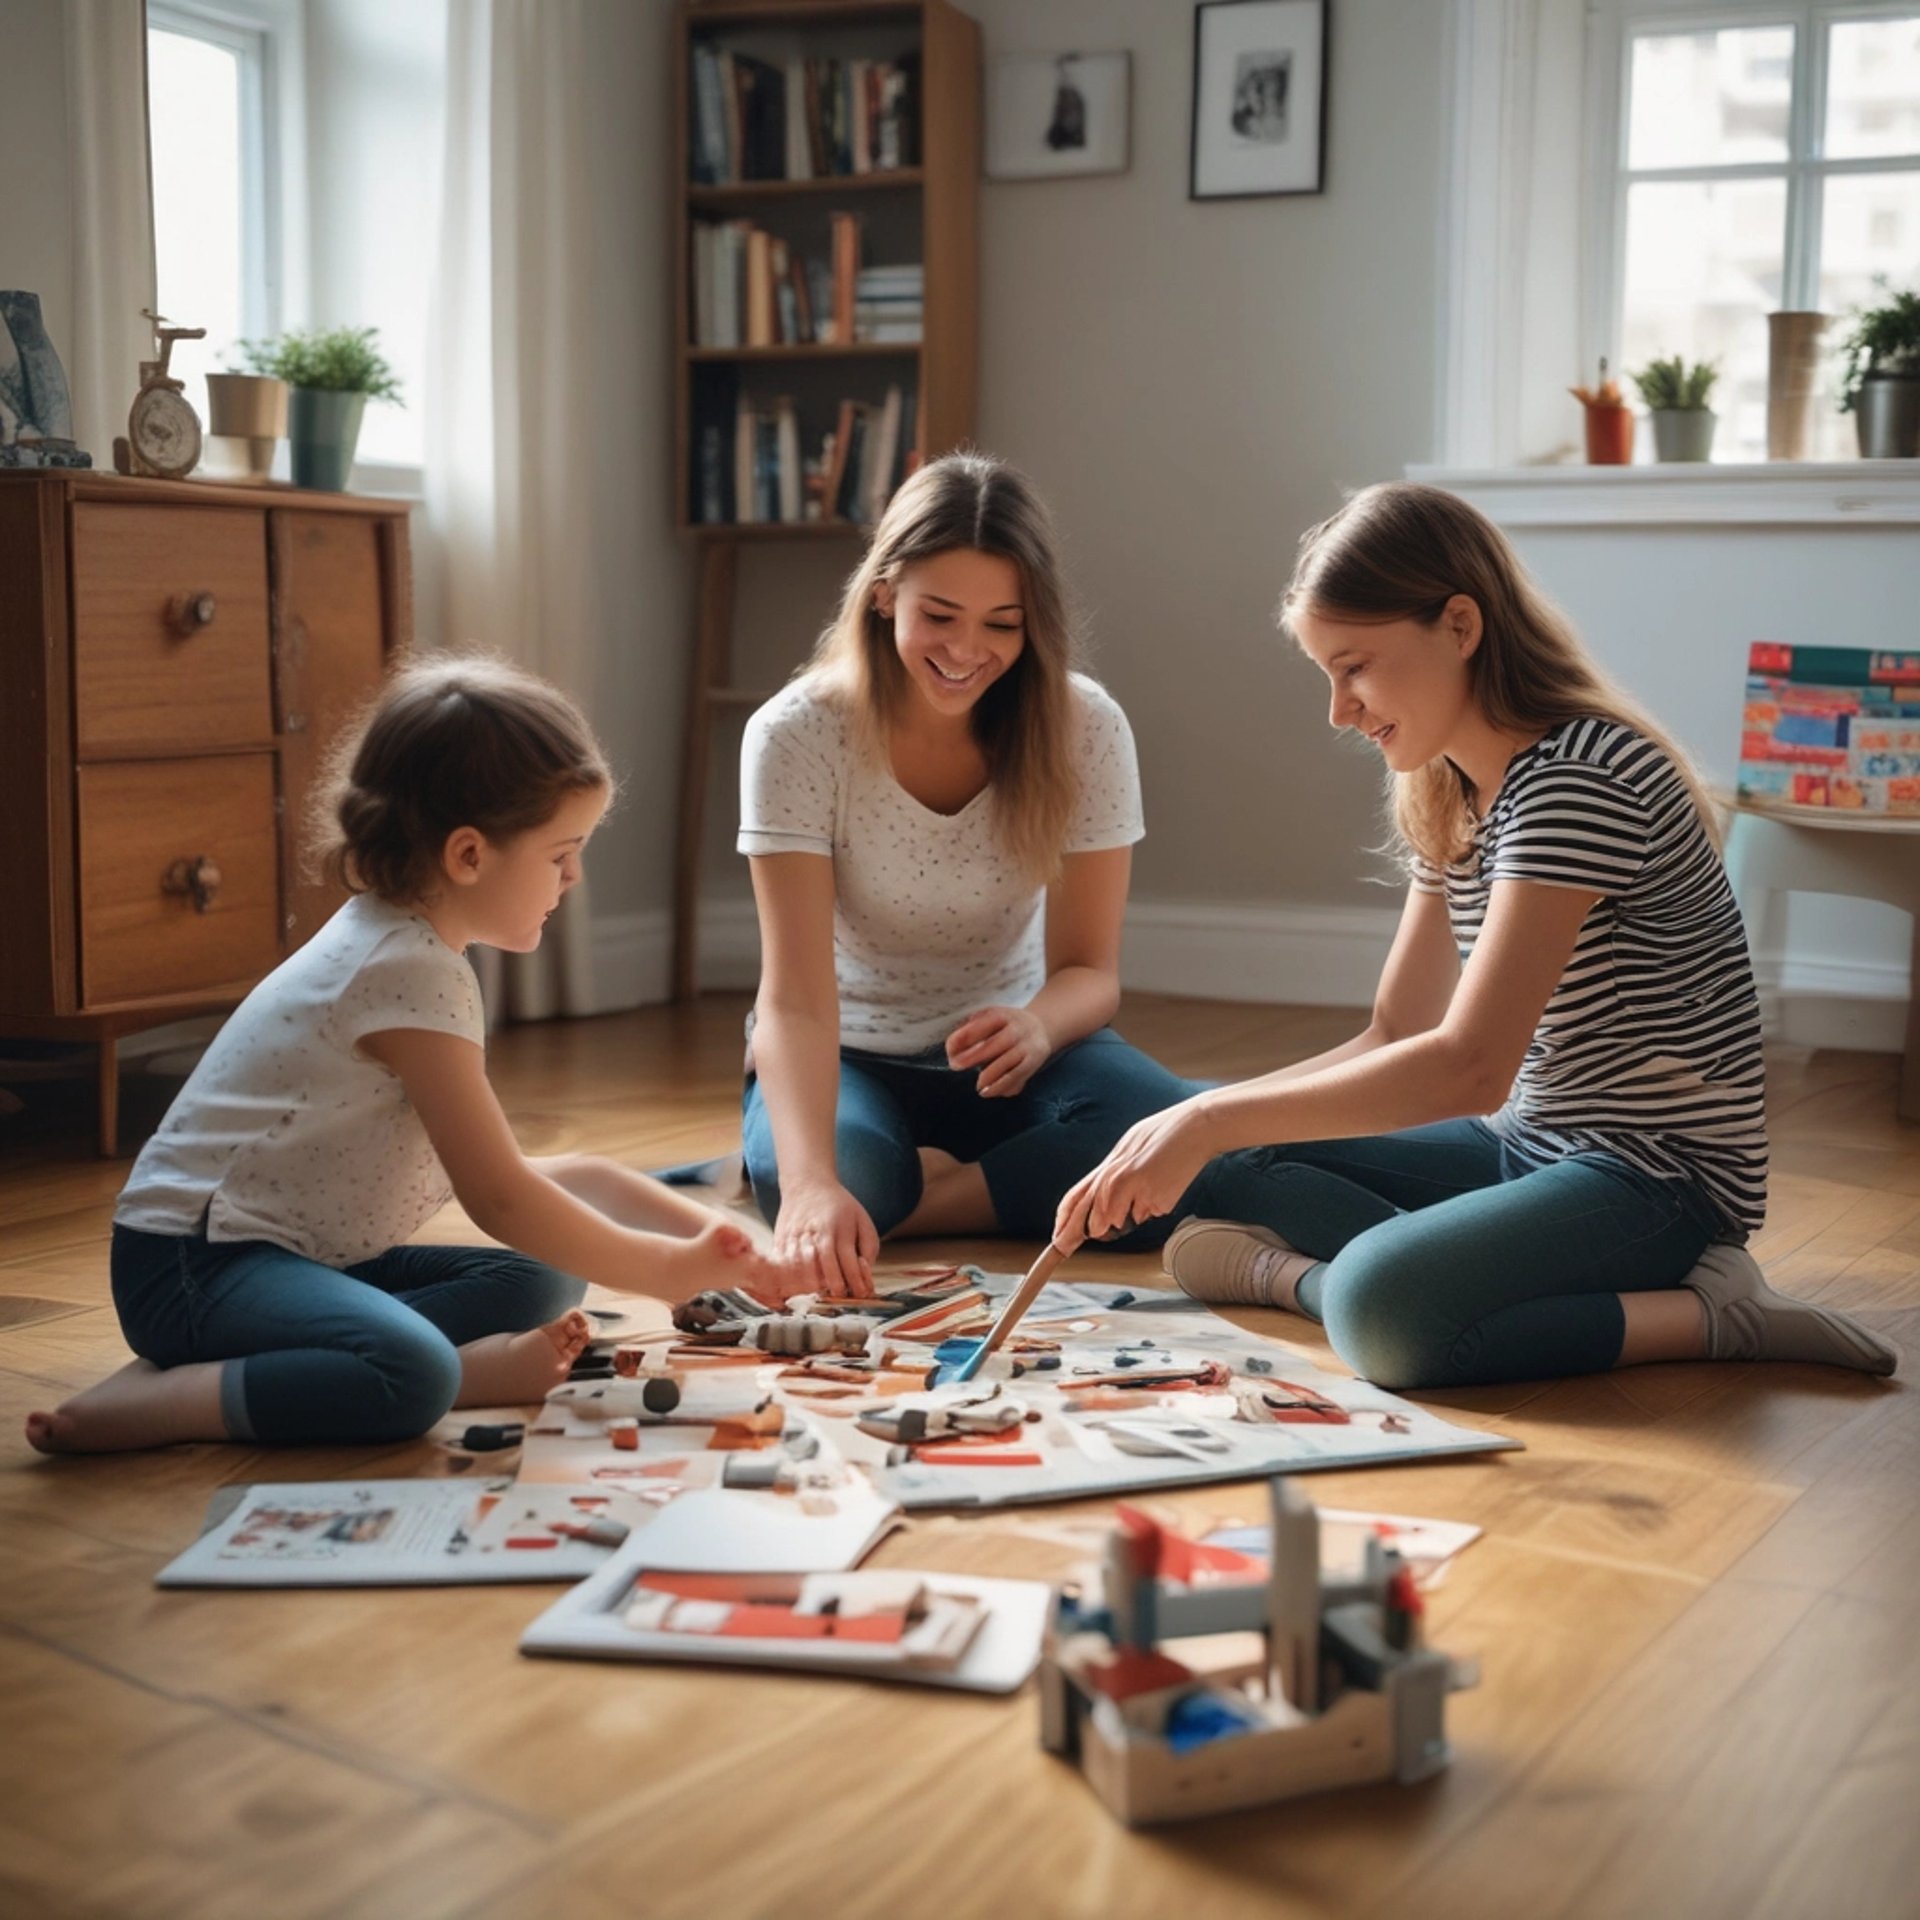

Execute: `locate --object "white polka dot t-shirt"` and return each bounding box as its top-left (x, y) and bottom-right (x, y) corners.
top-left (115, 893), bottom-right (485, 1267)
top-left (740, 672), bottom-right (1144, 1054)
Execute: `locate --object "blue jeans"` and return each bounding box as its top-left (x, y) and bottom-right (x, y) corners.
top-left (743, 1027), bottom-right (1200, 1244)
top-left (109, 1225), bottom-right (586, 1446)
top-left (1179, 1120), bottom-right (1725, 1390)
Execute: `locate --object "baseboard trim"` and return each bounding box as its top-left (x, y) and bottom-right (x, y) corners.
top-left (591, 901), bottom-right (1911, 1052)
top-left (1754, 951), bottom-right (1910, 1054)
top-left (1119, 900), bottom-right (1394, 1006)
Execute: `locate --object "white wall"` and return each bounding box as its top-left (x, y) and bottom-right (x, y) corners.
top-left (1501, 521), bottom-right (1919, 1048)
top-left (691, 0), bottom-right (1453, 1004)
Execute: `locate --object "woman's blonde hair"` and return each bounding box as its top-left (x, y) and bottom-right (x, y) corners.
top-left (1279, 482), bottom-right (1719, 870)
top-left (802, 450), bottom-right (1080, 883)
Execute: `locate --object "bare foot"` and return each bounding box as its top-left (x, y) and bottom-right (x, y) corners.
top-left (455, 1310), bottom-right (593, 1407)
top-left (24, 1357), bottom-right (228, 1454)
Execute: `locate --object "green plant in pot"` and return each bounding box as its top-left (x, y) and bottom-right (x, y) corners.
top-left (1630, 355), bottom-right (1719, 462)
top-left (237, 326), bottom-right (402, 491)
top-left (1838, 283), bottom-right (1920, 458)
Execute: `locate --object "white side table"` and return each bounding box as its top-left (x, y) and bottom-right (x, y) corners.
top-left (1721, 795), bottom-right (1920, 1124)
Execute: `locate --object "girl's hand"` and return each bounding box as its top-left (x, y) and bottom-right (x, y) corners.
top-left (772, 1179), bottom-right (878, 1299)
top-left (1053, 1101), bottom-right (1216, 1251)
top-left (690, 1218), bottom-right (794, 1311)
top-left (947, 1005), bottom-right (1053, 1099)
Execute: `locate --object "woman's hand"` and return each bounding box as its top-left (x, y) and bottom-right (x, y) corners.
top-left (947, 1005), bottom-right (1053, 1099)
top-left (771, 1178), bottom-right (878, 1298)
top-left (1053, 1100), bottom-right (1217, 1251)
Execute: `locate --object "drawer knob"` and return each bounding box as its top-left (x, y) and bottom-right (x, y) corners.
top-left (162, 855), bottom-right (223, 913)
top-left (166, 591), bottom-right (218, 637)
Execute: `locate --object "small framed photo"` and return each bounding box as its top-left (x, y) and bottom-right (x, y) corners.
top-left (1189, 0), bottom-right (1328, 201)
top-left (985, 52), bottom-right (1131, 181)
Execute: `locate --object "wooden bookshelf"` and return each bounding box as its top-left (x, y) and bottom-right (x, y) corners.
top-left (670, 0), bottom-right (980, 998)
top-left (688, 168), bottom-right (924, 206)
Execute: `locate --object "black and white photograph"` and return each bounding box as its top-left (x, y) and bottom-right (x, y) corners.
top-left (985, 51), bottom-right (1131, 181)
top-left (1190, 0), bottom-right (1328, 199)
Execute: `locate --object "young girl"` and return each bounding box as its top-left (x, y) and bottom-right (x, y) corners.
top-left (28, 658), bottom-right (781, 1454)
top-left (740, 451), bottom-right (1196, 1299)
top-left (1055, 483), bottom-right (1897, 1388)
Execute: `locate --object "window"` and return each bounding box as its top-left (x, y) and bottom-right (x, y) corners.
top-left (146, 4), bottom-right (283, 416)
top-left (146, 0), bottom-right (440, 483)
top-left (1602, 5), bottom-right (1920, 460)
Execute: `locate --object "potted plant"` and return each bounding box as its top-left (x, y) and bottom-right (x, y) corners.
top-left (1838, 283), bottom-right (1920, 458)
top-left (236, 325), bottom-right (403, 490)
top-left (1630, 355), bottom-right (1718, 462)
top-left (204, 366), bottom-right (287, 483)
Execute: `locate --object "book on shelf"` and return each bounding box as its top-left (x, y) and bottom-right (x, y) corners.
top-left (691, 212), bottom-right (906, 352)
top-left (830, 212), bottom-right (860, 349)
top-left (689, 44), bottom-right (922, 186)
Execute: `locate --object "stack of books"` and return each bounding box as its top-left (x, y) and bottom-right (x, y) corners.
top-left (689, 44), bottom-right (921, 184)
top-left (854, 264), bottom-right (923, 344)
top-left (1738, 643), bottom-right (1920, 813)
top-left (691, 379), bottom-right (917, 529)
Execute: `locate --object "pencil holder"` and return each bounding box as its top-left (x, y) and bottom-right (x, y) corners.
top-left (1583, 403), bottom-right (1635, 465)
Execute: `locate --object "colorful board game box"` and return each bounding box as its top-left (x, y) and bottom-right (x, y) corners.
top-left (1738, 643), bottom-right (1920, 814)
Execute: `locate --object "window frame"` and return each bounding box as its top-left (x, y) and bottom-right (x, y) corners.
top-left (1585, 0), bottom-right (1920, 381)
top-left (147, 0), bottom-right (308, 350)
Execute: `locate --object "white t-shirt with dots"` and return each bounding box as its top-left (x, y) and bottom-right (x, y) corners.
top-left (739, 671), bottom-right (1145, 1055)
top-left (115, 893), bottom-right (485, 1267)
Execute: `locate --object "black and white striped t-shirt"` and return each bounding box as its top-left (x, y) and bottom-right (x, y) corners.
top-left (1411, 718), bottom-right (1767, 1235)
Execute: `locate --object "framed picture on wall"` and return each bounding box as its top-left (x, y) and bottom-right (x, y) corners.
top-left (985, 52), bottom-right (1132, 180)
top-left (1189, 0), bottom-right (1328, 200)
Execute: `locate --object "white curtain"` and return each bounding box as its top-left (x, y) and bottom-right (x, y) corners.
top-left (425, 0), bottom-right (608, 1020)
top-left (65, 0), bottom-right (157, 462)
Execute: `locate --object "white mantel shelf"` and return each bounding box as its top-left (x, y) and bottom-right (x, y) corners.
top-left (1405, 462), bottom-right (1920, 527)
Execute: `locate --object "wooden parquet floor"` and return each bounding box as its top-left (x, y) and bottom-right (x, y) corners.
top-left (1, 992), bottom-right (1914, 1920)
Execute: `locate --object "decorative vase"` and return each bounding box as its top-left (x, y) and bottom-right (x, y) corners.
top-left (1650, 409), bottom-right (1716, 462)
top-left (1766, 311), bottom-right (1827, 459)
top-left (1583, 402), bottom-right (1634, 465)
top-left (1854, 374), bottom-right (1920, 458)
top-left (288, 387), bottom-right (368, 491)
top-left (204, 373), bottom-right (288, 483)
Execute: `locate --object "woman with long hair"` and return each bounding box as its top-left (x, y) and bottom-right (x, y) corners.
top-left (739, 451), bottom-right (1194, 1296)
top-left (1055, 482), bottom-right (1896, 1387)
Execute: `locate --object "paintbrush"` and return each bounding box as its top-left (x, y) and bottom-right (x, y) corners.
top-left (943, 1241), bottom-right (1069, 1385)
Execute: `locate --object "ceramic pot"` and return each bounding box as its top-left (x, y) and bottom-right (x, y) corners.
top-left (288, 387), bottom-right (368, 491)
top-left (1766, 312), bottom-right (1827, 459)
top-left (1854, 374), bottom-right (1920, 458)
top-left (204, 373), bottom-right (287, 483)
top-left (1651, 409), bottom-right (1716, 462)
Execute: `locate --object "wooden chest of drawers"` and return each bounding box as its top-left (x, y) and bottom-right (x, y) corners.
top-left (0, 472), bottom-right (409, 1153)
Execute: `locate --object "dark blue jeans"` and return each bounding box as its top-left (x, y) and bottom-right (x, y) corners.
top-left (110, 1225), bottom-right (585, 1446)
top-left (742, 1027), bottom-right (1200, 1244)
top-left (1178, 1119), bottom-right (1726, 1389)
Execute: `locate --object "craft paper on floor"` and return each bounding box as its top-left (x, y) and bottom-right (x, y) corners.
top-left (522, 1553), bottom-right (1051, 1693)
top-left (156, 1480), bottom-right (655, 1587)
top-left (516, 1377), bottom-right (899, 1570)
top-left (638, 1273), bottom-right (1516, 1511)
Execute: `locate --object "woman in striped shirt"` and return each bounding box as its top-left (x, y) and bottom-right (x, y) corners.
top-left (1054, 483), bottom-right (1896, 1388)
